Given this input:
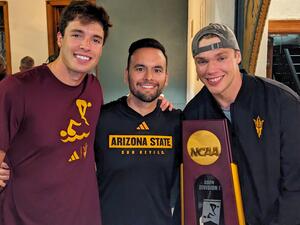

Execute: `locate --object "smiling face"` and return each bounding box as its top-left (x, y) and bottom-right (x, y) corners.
top-left (125, 47), bottom-right (168, 103)
top-left (55, 18), bottom-right (104, 85)
top-left (194, 36), bottom-right (242, 105)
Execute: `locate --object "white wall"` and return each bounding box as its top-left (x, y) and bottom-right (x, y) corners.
top-left (187, 0), bottom-right (235, 102)
top-left (214, 0), bottom-right (235, 29)
top-left (255, 0), bottom-right (300, 77)
top-left (6, 0), bottom-right (48, 73)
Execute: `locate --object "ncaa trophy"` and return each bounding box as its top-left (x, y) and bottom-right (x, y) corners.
top-left (182, 119), bottom-right (245, 225)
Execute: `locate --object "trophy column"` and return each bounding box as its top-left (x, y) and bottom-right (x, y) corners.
top-left (182, 120), bottom-right (245, 225)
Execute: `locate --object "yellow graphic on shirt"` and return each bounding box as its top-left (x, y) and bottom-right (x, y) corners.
top-left (76, 99), bottom-right (92, 126)
top-left (109, 135), bottom-right (172, 149)
top-left (136, 121), bottom-right (149, 130)
top-left (106, 122), bottom-right (174, 156)
top-left (68, 150), bottom-right (80, 162)
top-left (60, 99), bottom-right (92, 143)
top-left (68, 143), bottom-right (88, 162)
top-left (253, 116), bottom-right (264, 138)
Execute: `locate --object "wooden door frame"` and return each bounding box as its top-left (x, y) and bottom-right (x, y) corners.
top-left (0, 1), bottom-right (11, 74)
top-left (267, 20), bottom-right (300, 78)
top-left (46, 0), bottom-right (70, 57)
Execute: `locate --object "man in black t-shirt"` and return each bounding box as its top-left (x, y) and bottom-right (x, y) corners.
top-left (94, 38), bottom-right (181, 225)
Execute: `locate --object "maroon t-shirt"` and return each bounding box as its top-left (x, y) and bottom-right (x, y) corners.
top-left (0, 65), bottom-right (103, 225)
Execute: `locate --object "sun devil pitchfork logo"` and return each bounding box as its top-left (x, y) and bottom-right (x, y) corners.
top-left (253, 116), bottom-right (264, 138)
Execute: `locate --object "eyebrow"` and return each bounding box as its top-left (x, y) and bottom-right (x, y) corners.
top-left (153, 65), bottom-right (164, 70)
top-left (70, 29), bottom-right (103, 40)
top-left (134, 64), bottom-right (146, 68)
top-left (134, 64), bottom-right (164, 69)
top-left (70, 29), bottom-right (84, 34)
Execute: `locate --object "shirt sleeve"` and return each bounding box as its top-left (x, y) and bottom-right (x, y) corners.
top-left (0, 77), bottom-right (24, 152)
top-left (275, 92), bottom-right (300, 225)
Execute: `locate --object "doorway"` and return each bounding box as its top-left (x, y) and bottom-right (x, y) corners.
top-left (267, 20), bottom-right (300, 94)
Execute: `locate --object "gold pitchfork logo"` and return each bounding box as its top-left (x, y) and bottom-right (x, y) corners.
top-left (253, 116), bottom-right (264, 138)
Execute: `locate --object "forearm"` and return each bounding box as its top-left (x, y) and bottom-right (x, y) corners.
top-left (0, 150), bottom-right (7, 189)
top-left (0, 150), bottom-right (5, 165)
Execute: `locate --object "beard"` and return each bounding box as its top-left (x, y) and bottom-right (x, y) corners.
top-left (128, 76), bottom-right (164, 103)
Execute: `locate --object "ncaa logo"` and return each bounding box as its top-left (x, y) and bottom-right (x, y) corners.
top-left (187, 130), bottom-right (221, 165)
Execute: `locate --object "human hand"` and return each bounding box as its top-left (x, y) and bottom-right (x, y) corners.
top-left (159, 94), bottom-right (174, 111)
top-left (0, 162), bottom-right (10, 188)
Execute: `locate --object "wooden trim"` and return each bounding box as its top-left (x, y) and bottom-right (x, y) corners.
top-left (46, 0), bottom-right (70, 7)
top-left (46, 0), bottom-right (71, 56)
top-left (248, 0), bottom-right (271, 74)
top-left (46, 0), bottom-right (95, 6)
top-left (0, 1), bottom-right (11, 74)
top-left (46, 2), bottom-right (55, 56)
top-left (266, 37), bottom-right (273, 79)
top-left (269, 20), bottom-right (300, 34)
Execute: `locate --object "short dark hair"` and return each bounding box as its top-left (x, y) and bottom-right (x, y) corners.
top-left (127, 38), bottom-right (168, 69)
top-left (59, 0), bottom-right (112, 44)
top-left (20, 56), bottom-right (34, 69)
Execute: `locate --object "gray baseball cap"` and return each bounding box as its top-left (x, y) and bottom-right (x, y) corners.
top-left (192, 23), bottom-right (240, 57)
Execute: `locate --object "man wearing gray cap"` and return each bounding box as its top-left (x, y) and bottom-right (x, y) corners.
top-left (183, 23), bottom-right (300, 225)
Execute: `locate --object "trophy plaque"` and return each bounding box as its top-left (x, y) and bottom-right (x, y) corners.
top-left (182, 119), bottom-right (245, 225)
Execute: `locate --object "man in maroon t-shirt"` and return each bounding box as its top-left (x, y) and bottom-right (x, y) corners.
top-left (0, 1), bottom-right (111, 225)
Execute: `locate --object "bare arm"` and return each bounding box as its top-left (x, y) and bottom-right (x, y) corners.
top-left (0, 150), bottom-right (5, 165)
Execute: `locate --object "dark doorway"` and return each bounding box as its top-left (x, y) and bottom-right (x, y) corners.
top-left (268, 34), bottom-right (300, 94)
top-left (267, 20), bottom-right (300, 95)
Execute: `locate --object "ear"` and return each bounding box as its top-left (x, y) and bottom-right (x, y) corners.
top-left (57, 32), bottom-right (63, 48)
top-left (235, 51), bottom-right (242, 64)
top-left (124, 68), bottom-right (129, 84)
top-left (164, 72), bottom-right (169, 87)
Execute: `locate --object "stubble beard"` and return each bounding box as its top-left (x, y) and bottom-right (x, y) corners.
top-left (128, 77), bottom-right (163, 103)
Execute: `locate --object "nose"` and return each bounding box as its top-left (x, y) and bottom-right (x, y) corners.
top-left (80, 38), bottom-right (91, 51)
top-left (206, 60), bottom-right (217, 74)
top-left (144, 69), bottom-right (153, 80)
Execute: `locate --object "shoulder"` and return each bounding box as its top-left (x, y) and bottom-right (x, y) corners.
top-left (162, 108), bottom-right (182, 121)
top-left (103, 97), bottom-right (125, 108)
top-left (0, 72), bottom-right (25, 95)
top-left (100, 96), bottom-right (127, 116)
top-left (184, 87), bottom-right (211, 113)
top-left (7, 64), bottom-right (52, 86)
top-left (246, 74), bottom-right (300, 102)
top-left (85, 73), bottom-right (101, 89)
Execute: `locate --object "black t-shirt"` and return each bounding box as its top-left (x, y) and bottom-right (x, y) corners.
top-left (95, 96), bottom-right (182, 225)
